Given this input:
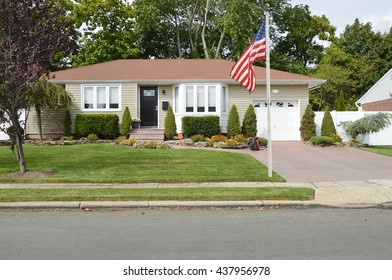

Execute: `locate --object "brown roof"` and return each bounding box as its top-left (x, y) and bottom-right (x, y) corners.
top-left (50, 59), bottom-right (325, 88)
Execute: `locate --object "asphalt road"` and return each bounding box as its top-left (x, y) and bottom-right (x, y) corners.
top-left (1, 208), bottom-right (392, 260)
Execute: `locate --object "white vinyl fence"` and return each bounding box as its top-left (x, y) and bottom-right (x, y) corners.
top-left (315, 111), bottom-right (392, 145)
top-left (0, 111), bottom-right (26, 141)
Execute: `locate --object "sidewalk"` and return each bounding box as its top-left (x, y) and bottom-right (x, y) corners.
top-left (1, 180), bottom-right (392, 209)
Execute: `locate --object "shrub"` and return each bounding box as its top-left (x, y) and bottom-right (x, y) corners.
top-left (321, 108), bottom-right (336, 136)
top-left (115, 135), bottom-right (127, 145)
top-left (209, 134), bottom-right (228, 143)
top-left (87, 133), bottom-right (99, 141)
top-left (75, 114), bottom-right (119, 139)
top-left (128, 138), bottom-right (137, 146)
top-left (330, 133), bottom-right (342, 142)
top-left (309, 136), bottom-right (335, 146)
top-left (213, 141), bottom-right (225, 148)
top-left (120, 106), bottom-right (132, 137)
top-left (182, 116), bottom-right (220, 137)
top-left (176, 138), bottom-right (194, 146)
top-left (340, 112), bottom-right (392, 139)
top-left (300, 104), bottom-right (316, 141)
top-left (195, 141), bottom-right (207, 147)
top-left (258, 137), bottom-right (268, 147)
top-left (164, 106), bottom-right (177, 140)
top-left (144, 140), bottom-right (158, 149)
top-left (64, 110), bottom-right (72, 136)
top-left (158, 143), bottom-right (171, 149)
top-left (233, 134), bottom-right (248, 144)
top-left (225, 139), bottom-right (239, 146)
top-left (242, 104), bottom-right (257, 137)
top-left (190, 134), bottom-right (205, 143)
top-left (227, 105), bottom-right (241, 138)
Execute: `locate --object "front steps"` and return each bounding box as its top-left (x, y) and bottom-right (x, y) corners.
top-left (129, 128), bottom-right (165, 142)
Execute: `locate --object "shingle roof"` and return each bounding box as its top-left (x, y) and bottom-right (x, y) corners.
top-left (50, 59), bottom-right (325, 88)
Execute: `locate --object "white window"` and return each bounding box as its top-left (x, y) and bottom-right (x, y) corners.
top-left (174, 86), bottom-right (179, 113)
top-left (82, 85), bottom-right (121, 111)
top-left (186, 86), bottom-right (194, 112)
top-left (197, 86), bottom-right (205, 112)
top-left (208, 86), bottom-right (216, 112)
top-left (221, 87), bottom-right (227, 113)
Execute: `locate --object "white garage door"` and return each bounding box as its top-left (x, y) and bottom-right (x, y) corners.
top-left (254, 100), bottom-right (300, 141)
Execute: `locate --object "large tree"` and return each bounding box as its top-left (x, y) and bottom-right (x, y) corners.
top-left (71, 0), bottom-right (138, 66)
top-left (0, 0), bottom-right (75, 173)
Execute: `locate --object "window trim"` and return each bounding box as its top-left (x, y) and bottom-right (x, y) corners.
top-left (81, 84), bottom-right (121, 112)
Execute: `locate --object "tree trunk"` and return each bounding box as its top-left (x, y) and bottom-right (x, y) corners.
top-left (10, 113), bottom-right (27, 173)
top-left (215, 26), bottom-right (226, 58)
top-left (201, 0), bottom-right (210, 59)
top-left (36, 107), bottom-right (43, 140)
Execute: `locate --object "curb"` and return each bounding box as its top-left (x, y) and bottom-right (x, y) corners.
top-left (0, 200), bottom-right (382, 210)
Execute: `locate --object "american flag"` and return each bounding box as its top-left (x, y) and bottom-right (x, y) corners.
top-left (230, 19), bottom-right (267, 93)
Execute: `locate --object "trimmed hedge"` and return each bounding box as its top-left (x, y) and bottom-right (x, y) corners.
top-left (309, 136), bottom-right (335, 146)
top-left (75, 114), bottom-right (119, 139)
top-left (182, 116), bottom-right (221, 137)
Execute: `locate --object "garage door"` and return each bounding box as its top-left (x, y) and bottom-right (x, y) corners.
top-left (255, 100), bottom-right (300, 141)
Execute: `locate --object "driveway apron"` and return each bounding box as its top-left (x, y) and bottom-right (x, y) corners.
top-left (243, 142), bottom-right (392, 182)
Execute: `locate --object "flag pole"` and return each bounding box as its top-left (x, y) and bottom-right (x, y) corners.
top-left (265, 5), bottom-right (273, 178)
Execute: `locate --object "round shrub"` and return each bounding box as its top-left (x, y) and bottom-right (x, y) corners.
top-left (190, 134), bottom-right (205, 143)
top-left (225, 139), bottom-right (239, 146)
top-left (233, 134), bottom-right (248, 144)
top-left (309, 136), bottom-right (335, 146)
top-left (87, 133), bottom-right (99, 142)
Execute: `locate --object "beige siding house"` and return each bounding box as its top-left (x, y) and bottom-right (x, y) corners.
top-left (26, 59), bottom-right (325, 140)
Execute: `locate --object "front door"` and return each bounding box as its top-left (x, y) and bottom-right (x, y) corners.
top-left (140, 86), bottom-right (158, 127)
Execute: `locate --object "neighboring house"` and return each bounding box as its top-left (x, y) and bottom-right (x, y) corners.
top-left (356, 68), bottom-right (392, 111)
top-left (25, 59), bottom-right (325, 141)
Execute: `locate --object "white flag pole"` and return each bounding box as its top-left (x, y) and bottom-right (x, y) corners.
top-left (265, 7), bottom-right (273, 178)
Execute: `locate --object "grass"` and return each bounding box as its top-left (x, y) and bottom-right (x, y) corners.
top-left (360, 146), bottom-right (392, 157)
top-left (0, 187), bottom-right (314, 202)
top-left (0, 144), bottom-right (285, 183)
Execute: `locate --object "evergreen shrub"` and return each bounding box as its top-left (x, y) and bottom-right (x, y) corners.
top-left (309, 136), bottom-right (335, 146)
top-left (64, 110), bottom-right (72, 136)
top-left (120, 106), bottom-right (132, 137)
top-left (321, 108), bottom-right (336, 136)
top-left (242, 104), bottom-right (257, 137)
top-left (164, 106), bottom-right (177, 139)
top-left (182, 116), bottom-right (220, 137)
top-left (75, 114), bottom-right (119, 139)
top-left (227, 105), bottom-right (241, 138)
top-left (300, 104), bottom-right (316, 141)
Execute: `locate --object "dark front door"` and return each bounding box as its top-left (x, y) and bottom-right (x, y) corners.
top-left (140, 86), bottom-right (158, 127)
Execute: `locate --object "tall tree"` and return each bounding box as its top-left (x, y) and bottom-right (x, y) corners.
top-left (0, 0), bottom-right (75, 172)
top-left (71, 0), bottom-right (138, 66)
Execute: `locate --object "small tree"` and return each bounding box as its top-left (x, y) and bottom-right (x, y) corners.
top-left (227, 105), bottom-right (241, 138)
top-left (164, 106), bottom-right (177, 139)
top-left (300, 104), bottom-right (316, 141)
top-left (321, 108), bottom-right (336, 136)
top-left (340, 112), bottom-right (392, 140)
top-left (242, 104), bottom-right (257, 137)
top-left (64, 110), bottom-right (72, 136)
top-left (120, 106), bottom-right (132, 136)
top-left (334, 90), bottom-right (347, 111)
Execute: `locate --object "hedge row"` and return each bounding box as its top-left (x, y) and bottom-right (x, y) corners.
top-left (75, 114), bottom-right (119, 139)
top-left (182, 116), bottom-right (220, 137)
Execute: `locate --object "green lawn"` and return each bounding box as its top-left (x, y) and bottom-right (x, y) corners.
top-left (0, 187), bottom-right (314, 202)
top-left (360, 146), bottom-right (392, 157)
top-left (0, 144), bottom-right (285, 183)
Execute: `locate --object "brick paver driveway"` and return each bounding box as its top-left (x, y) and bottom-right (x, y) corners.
top-left (247, 142), bottom-right (392, 182)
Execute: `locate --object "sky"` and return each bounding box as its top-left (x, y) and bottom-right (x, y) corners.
top-left (290, 0), bottom-right (392, 35)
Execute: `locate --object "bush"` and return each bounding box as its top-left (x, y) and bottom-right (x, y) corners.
top-left (258, 137), bottom-right (268, 147)
top-left (225, 139), bottom-right (239, 146)
top-left (209, 134), bottom-right (228, 143)
top-left (182, 116), bottom-right (220, 137)
top-left (330, 133), bottom-right (342, 142)
top-left (120, 107), bottom-right (132, 137)
top-left (340, 112), bottom-right (392, 139)
top-left (309, 136), bottom-right (335, 146)
top-left (321, 108), bottom-right (336, 136)
top-left (233, 134), bottom-right (248, 144)
top-left (115, 135), bottom-right (127, 145)
top-left (87, 133), bottom-right (99, 141)
top-left (144, 140), bottom-right (158, 149)
top-left (64, 110), bottom-right (72, 136)
top-left (190, 134), bottom-right (205, 143)
top-left (164, 106), bottom-right (177, 140)
top-left (128, 138), bottom-right (137, 146)
top-left (227, 105), bottom-right (241, 138)
top-left (300, 104), bottom-right (316, 141)
top-left (75, 114), bottom-right (119, 139)
top-left (242, 104), bottom-right (257, 137)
